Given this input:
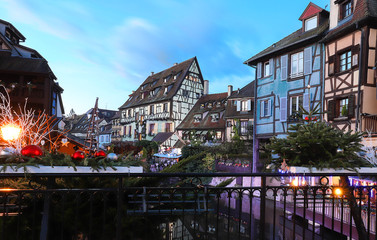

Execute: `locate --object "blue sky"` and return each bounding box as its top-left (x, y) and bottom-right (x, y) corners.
top-left (1, 0), bottom-right (328, 114)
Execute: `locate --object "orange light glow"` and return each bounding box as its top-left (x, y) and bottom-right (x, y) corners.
top-left (0, 188), bottom-right (14, 192)
top-left (291, 179), bottom-right (299, 187)
top-left (1, 124), bottom-right (21, 141)
top-left (334, 188), bottom-right (342, 196)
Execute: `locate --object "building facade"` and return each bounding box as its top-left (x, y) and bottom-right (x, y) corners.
top-left (0, 19), bottom-right (64, 118)
top-left (176, 92), bottom-right (228, 145)
top-left (244, 3), bottom-right (329, 171)
top-left (322, 0), bottom-right (377, 139)
top-left (118, 57), bottom-right (205, 147)
top-left (224, 82), bottom-right (255, 142)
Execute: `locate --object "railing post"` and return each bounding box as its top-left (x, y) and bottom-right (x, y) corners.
top-left (40, 177), bottom-right (55, 240)
top-left (116, 177), bottom-right (123, 240)
top-left (260, 175), bottom-right (266, 239)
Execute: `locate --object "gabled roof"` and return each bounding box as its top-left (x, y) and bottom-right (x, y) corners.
top-left (299, 2), bottom-right (325, 21)
top-left (244, 5), bottom-right (329, 65)
top-left (322, 0), bottom-right (377, 42)
top-left (0, 19), bottom-right (26, 41)
top-left (176, 92), bottom-right (228, 131)
top-left (119, 57), bottom-right (202, 109)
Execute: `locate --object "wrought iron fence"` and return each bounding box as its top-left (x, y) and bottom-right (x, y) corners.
top-left (0, 172), bottom-right (376, 240)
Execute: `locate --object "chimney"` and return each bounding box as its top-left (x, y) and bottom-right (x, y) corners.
top-left (173, 63), bottom-right (178, 66)
top-left (227, 85), bottom-right (233, 97)
top-left (203, 80), bottom-right (209, 95)
top-left (151, 72), bottom-right (154, 76)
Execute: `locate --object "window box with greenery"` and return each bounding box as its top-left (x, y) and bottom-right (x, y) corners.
top-left (327, 95), bottom-right (355, 121)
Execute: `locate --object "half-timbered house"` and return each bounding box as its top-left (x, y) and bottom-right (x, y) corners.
top-left (244, 3), bottom-right (329, 172)
top-left (322, 0), bottom-right (377, 142)
top-left (0, 19), bottom-right (64, 118)
top-left (118, 57), bottom-right (205, 147)
top-left (176, 92), bottom-right (228, 144)
top-left (224, 82), bottom-right (255, 142)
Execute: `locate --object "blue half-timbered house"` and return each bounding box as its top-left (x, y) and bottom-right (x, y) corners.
top-left (244, 3), bottom-right (329, 172)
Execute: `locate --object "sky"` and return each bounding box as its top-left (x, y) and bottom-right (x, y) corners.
top-left (0, 0), bottom-right (329, 114)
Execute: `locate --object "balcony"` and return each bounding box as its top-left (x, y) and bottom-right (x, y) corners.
top-left (0, 172), bottom-right (376, 239)
top-left (363, 114), bottom-right (377, 135)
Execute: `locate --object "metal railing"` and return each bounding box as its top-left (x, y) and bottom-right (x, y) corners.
top-left (0, 172), bottom-right (376, 240)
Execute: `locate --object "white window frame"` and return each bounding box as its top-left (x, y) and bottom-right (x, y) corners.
top-left (304, 16), bottom-right (317, 31)
top-left (263, 61), bottom-right (270, 77)
top-left (340, 50), bottom-right (352, 72)
top-left (290, 95), bottom-right (303, 115)
top-left (261, 99), bottom-right (271, 117)
top-left (290, 51), bottom-right (304, 77)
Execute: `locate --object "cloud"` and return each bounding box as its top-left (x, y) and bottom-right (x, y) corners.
top-left (2, 0), bottom-right (83, 39)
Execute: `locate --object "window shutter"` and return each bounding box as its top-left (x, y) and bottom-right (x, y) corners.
top-left (260, 101), bottom-right (265, 117)
top-left (237, 101), bottom-right (241, 111)
top-left (267, 99), bottom-right (272, 116)
top-left (303, 93), bottom-right (310, 113)
top-left (269, 58), bottom-right (274, 77)
top-left (304, 47), bottom-right (312, 75)
top-left (348, 95), bottom-right (355, 118)
top-left (352, 45), bottom-right (360, 67)
top-left (327, 100), bottom-right (335, 121)
top-left (247, 99), bottom-right (251, 111)
top-left (280, 97), bottom-right (287, 122)
top-left (257, 62), bottom-right (262, 79)
top-left (328, 55), bottom-right (335, 76)
top-left (281, 55), bottom-right (288, 80)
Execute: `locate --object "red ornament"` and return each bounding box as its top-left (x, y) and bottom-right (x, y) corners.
top-left (305, 116), bottom-right (309, 121)
top-left (94, 150), bottom-right (106, 158)
top-left (21, 145), bottom-right (43, 158)
top-left (72, 150), bottom-right (85, 161)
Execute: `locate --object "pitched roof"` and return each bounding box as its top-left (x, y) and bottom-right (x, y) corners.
top-left (225, 81), bottom-right (255, 119)
top-left (244, 6), bottom-right (329, 65)
top-left (322, 0), bottom-right (377, 42)
top-left (0, 19), bottom-right (26, 41)
top-left (0, 55), bottom-right (56, 79)
top-left (119, 57), bottom-right (201, 109)
top-left (152, 132), bottom-right (174, 143)
top-left (299, 2), bottom-right (324, 21)
top-left (176, 92), bottom-right (228, 131)
top-left (228, 81), bottom-right (255, 100)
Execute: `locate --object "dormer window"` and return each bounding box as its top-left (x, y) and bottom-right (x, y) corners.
top-left (200, 103), bottom-right (205, 109)
top-left (211, 113), bottom-right (220, 122)
top-left (340, 0), bottom-right (352, 20)
top-left (165, 84), bottom-right (173, 94)
top-left (164, 76), bottom-right (171, 83)
top-left (173, 71), bottom-right (182, 80)
top-left (208, 103), bottom-right (213, 108)
top-left (194, 114), bottom-right (202, 123)
top-left (304, 16), bottom-right (317, 31)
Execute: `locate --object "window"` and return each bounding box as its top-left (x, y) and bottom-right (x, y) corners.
top-left (164, 75), bottom-right (171, 83)
top-left (139, 108), bottom-right (144, 115)
top-left (216, 131), bottom-right (222, 140)
top-left (163, 103), bottom-right (169, 112)
top-left (149, 124), bottom-right (155, 136)
top-left (128, 109), bottom-right (132, 117)
top-left (173, 71), bottom-right (181, 80)
top-left (290, 95), bottom-right (303, 115)
top-left (196, 93), bottom-right (200, 99)
top-left (263, 61), bottom-right (270, 77)
top-left (182, 89), bottom-right (189, 97)
top-left (200, 103), bottom-right (205, 109)
top-left (261, 99), bottom-right (271, 117)
top-left (128, 126), bottom-right (132, 137)
top-left (240, 121), bottom-right (248, 135)
top-left (327, 95), bottom-right (355, 120)
top-left (156, 104), bottom-right (162, 113)
top-left (340, 0), bottom-right (352, 20)
top-left (291, 51), bottom-right (304, 77)
top-left (211, 113), bottom-right (219, 122)
top-left (150, 105), bottom-right (154, 114)
top-left (51, 92), bottom-right (57, 115)
top-left (165, 84), bottom-right (173, 94)
top-left (339, 50), bottom-right (352, 72)
top-left (165, 123), bottom-right (171, 132)
top-left (241, 101), bottom-right (248, 111)
top-left (194, 114), bottom-right (202, 122)
top-left (304, 16), bottom-right (317, 31)
top-left (207, 103), bottom-right (213, 108)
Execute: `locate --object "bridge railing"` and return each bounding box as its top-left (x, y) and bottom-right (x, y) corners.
top-left (0, 172), bottom-right (376, 240)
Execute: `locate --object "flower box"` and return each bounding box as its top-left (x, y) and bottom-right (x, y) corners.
top-left (1, 165), bottom-right (143, 174)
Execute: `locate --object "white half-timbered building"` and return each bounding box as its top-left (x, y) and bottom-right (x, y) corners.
top-left (118, 57), bottom-right (205, 147)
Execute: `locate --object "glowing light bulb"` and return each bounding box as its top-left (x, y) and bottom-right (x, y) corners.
top-left (1, 124), bottom-right (21, 141)
top-left (291, 179), bottom-right (299, 187)
top-left (334, 188), bottom-right (342, 196)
